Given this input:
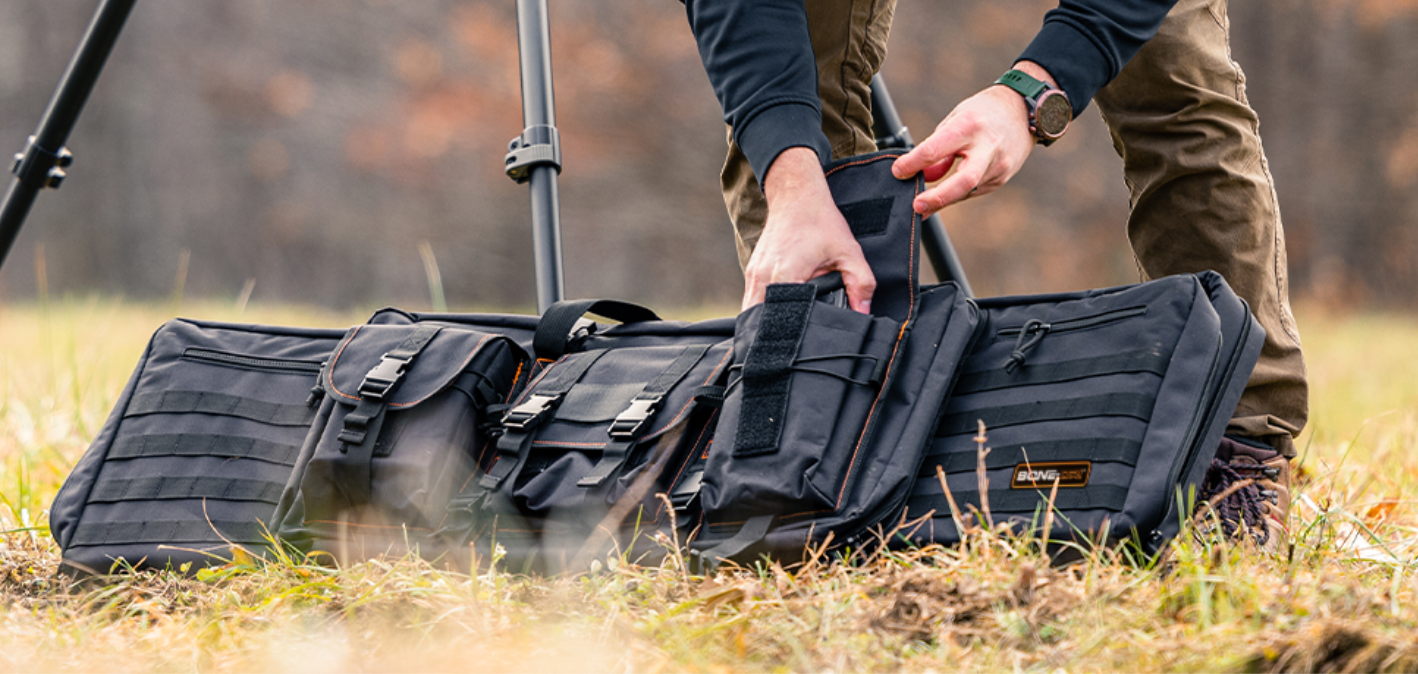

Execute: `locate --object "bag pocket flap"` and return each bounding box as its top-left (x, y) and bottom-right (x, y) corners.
top-left (325, 324), bottom-right (514, 408)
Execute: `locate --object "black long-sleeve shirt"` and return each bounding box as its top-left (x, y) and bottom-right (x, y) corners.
top-left (685, 0), bottom-right (1180, 186)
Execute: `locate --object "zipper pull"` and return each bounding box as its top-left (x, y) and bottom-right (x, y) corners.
top-left (1004, 319), bottom-right (1050, 373)
top-left (306, 362), bottom-right (328, 408)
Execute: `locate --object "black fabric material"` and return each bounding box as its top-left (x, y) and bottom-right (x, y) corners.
top-left (88, 476), bottom-right (286, 505)
top-left (69, 520), bottom-right (268, 547)
top-left (839, 197), bottom-right (894, 238)
top-left (936, 393), bottom-right (1156, 437)
top-left (734, 284), bottom-right (815, 457)
top-left (908, 485), bottom-right (1130, 516)
top-left (579, 344), bottom-right (712, 488)
top-left (954, 350), bottom-right (1170, 394)
top-left (124, 391), bottom-right (314, 427)
top-left (534, 299), bottom-right (660, 361)
top-left (481, 350), bottom-right (609, 490)
top-left (108, 434), bottom-right (300, 466)
top-left (696, 514), bottom-right (774, 570)
top-left (922, 438), bottom-right (1144, 476)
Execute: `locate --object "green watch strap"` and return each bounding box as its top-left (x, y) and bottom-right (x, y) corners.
top-left (995, 69), bottom-right (1050, 99)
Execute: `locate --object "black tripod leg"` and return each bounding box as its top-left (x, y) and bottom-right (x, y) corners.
top-left (869, 74), bottom-right (974, 297)
top-left (0, 0), bottom-right (138, 271)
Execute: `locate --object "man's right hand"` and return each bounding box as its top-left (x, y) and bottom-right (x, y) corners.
top-left (742, 147), bottom-right (876, 313)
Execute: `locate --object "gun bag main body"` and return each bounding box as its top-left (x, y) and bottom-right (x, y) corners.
top-left (901, 271), bottom-right (1264, 556)
top-left (48, 319), bottom-right (345, 575)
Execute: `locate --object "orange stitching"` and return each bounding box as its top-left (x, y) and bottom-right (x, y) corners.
top-left (326, 325), bottom-right (365, 402)
top-left (656, 407), bottom-right (718, 518)
top-left (822, 151), bottom-right (902, 178)
top-left (639, 347), bottom-right (732, 438)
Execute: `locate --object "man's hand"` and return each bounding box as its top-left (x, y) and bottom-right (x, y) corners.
top-left (742, 147), bottom-right (876, 313)
top-left (891, 61), bottom-right (1057, 216)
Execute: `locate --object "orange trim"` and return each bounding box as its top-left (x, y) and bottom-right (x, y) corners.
top-left (656, 407), bottom-right (719, 518)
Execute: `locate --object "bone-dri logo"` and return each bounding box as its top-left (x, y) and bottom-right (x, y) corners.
top-left (1011, 461), bottom-right (1091, 489)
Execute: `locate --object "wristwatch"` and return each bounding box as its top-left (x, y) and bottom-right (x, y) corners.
top-left (995, 69), bottom-right (1072, 146)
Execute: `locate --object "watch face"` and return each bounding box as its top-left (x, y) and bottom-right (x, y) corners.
top-left (1034, 91), bottom-right (1072, 139)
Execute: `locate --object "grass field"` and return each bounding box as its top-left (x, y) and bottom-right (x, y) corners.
top-left (2, 296), bottom-right (1416, 672)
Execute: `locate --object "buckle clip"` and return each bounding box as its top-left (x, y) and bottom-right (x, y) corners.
top-left (609, 397), bottom-right (660, 439)
top-left (359, 355), bottom-right (410, 400)
top-left (503, 394), bottom-right (561, 431)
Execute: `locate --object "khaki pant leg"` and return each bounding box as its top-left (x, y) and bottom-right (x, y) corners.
top-left (1094, 0), bottom-right (1308, 455)
top-left (720, 0), bottom-right (897, 269)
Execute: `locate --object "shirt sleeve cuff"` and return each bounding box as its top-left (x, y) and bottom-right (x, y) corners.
top-left (1018, 19), bottom-right (1116, 117)
top-left (735, 101), bottom-right (833, 188)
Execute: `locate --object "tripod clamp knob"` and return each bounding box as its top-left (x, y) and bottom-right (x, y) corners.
top-left (10, 135), bottom-right (74, 190)
top-left (505, 125), bottom-right (562, 184)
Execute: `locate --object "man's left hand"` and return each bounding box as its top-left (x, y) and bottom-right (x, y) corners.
top-left (890, 61), bottom-right (1056, 216)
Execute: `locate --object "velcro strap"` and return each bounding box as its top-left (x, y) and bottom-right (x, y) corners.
top-left (87, 476), bottom-right (286, 505)
top-left (734, 284), bottom-right (816, 457)
top-left (921, 438), bottom-right (1145, 476)
top-left (954, 350), bottom-right (1171, 394)
top-left (936, 393), bottom-right (1156, 438)
top-left (68, 520), bottom-right (268, 547)
top-left (108, 434), bottom-right (301, 466)
top-left (124, 391), bottom-right (314, 426)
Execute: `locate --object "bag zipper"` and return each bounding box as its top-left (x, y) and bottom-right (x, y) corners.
top-left (996, 306), bottom-right (1147, 338)
top-left (181, 347), bottom-right (324, 374)
top-left (1150, 308), bottom-right (1253, 547)
top-left (838, 298), bottom-right (988, 550)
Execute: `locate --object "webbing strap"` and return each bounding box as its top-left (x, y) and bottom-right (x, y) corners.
top-left (108, 434), bottom-right (301, 466)
top-left (334, 325), bottom-right (443, 507)
top-left (481, 350), bottom-right (609, 490)
top-left (908, 485), bottom-right (1130, 515)
top-left (921, 438), bottom-right (1144, 476)
top-left (734, 284), bottom-right (816, 457)
top-left (579, 344), bottom-right (712, 488)
top-left (124, 391), bottom-right (314, 427)
top-left (68, 519), bottom-right (268, 547)
top-left (954, 350), bottom-right (1171, 395)
top-left (533, 299), bottom-right (660, 360)
top-left (694, 514), bottom-right (774, 571)
top-left (337, 325), bottom-right (443, 445)
top-left (936, 393), bottom-right (1155, 438)
top-left (87, 476), bottom-right (286, 505)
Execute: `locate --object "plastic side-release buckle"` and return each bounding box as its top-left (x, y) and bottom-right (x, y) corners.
top-left (609, 397), bottom-right (660, 439)
top-left (359, 354), bottom-right (410, 400)
top-left (502, 393), bottom-right (561, 431)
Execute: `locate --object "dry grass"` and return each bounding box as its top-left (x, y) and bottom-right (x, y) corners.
top-left (2, 297), bottom-right (1416, 672)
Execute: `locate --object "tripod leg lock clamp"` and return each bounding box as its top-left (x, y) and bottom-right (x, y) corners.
top-left (10, 136), bottom-right (74, 190)
top-left (505, 125), bottom-right (561, 184)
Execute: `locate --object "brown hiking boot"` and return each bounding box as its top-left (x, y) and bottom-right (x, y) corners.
top-left (1194, 435), bottom-right (1291, 550)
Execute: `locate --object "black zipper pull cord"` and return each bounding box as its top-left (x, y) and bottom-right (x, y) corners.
top-left (1004, 319), bottom-right (1050, 374)
top-left (305, 361), bottom-right (329, 408)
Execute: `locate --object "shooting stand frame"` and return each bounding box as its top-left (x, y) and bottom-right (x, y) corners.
top-left (0, 0), bottom-right (971, 311)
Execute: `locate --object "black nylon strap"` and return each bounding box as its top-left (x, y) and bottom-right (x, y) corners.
top-left (333, 325), bottom-right (443, 507)
top-left (337, 324), bottom-right (443, 445)
top-left (955, 350), bottom-right (1171, 394)
top-left (87, 476), bottom-right (286, 505)
top-left (578, 344), bottom-right (712, 488)
top-left (124, 391), bottom-right (314, 426)
top-left (921, 438), bottom-right (1145, 476)
top-left (936, 393), bottom-right (1156, 438)
top-left (68, 519), bottom-right (269, 547)
top-left (108, 434), bottom-right (301, 466)
top-left (481, 350), bottom-right (609, 490)
top-left (734, 284), bottom-right (816, 457)
top-left (533, 299), bottom-right (660, 360)
top-left (695, 514), bottom-right (774, 571)
top-left (908, 485), bottom-right (1130, 515)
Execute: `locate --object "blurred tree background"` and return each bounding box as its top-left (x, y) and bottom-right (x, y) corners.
top-left (0, 0), bottom-right (1413, 311)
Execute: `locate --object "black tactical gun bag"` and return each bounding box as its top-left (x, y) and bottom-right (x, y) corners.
top-left (48, 319), bottom-right (345, 575)
top-left (901, 271), bottom-right (1264, 556)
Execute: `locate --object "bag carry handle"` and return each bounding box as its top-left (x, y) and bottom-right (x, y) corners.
top-left (534, 299), bottom-right (660, 360)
